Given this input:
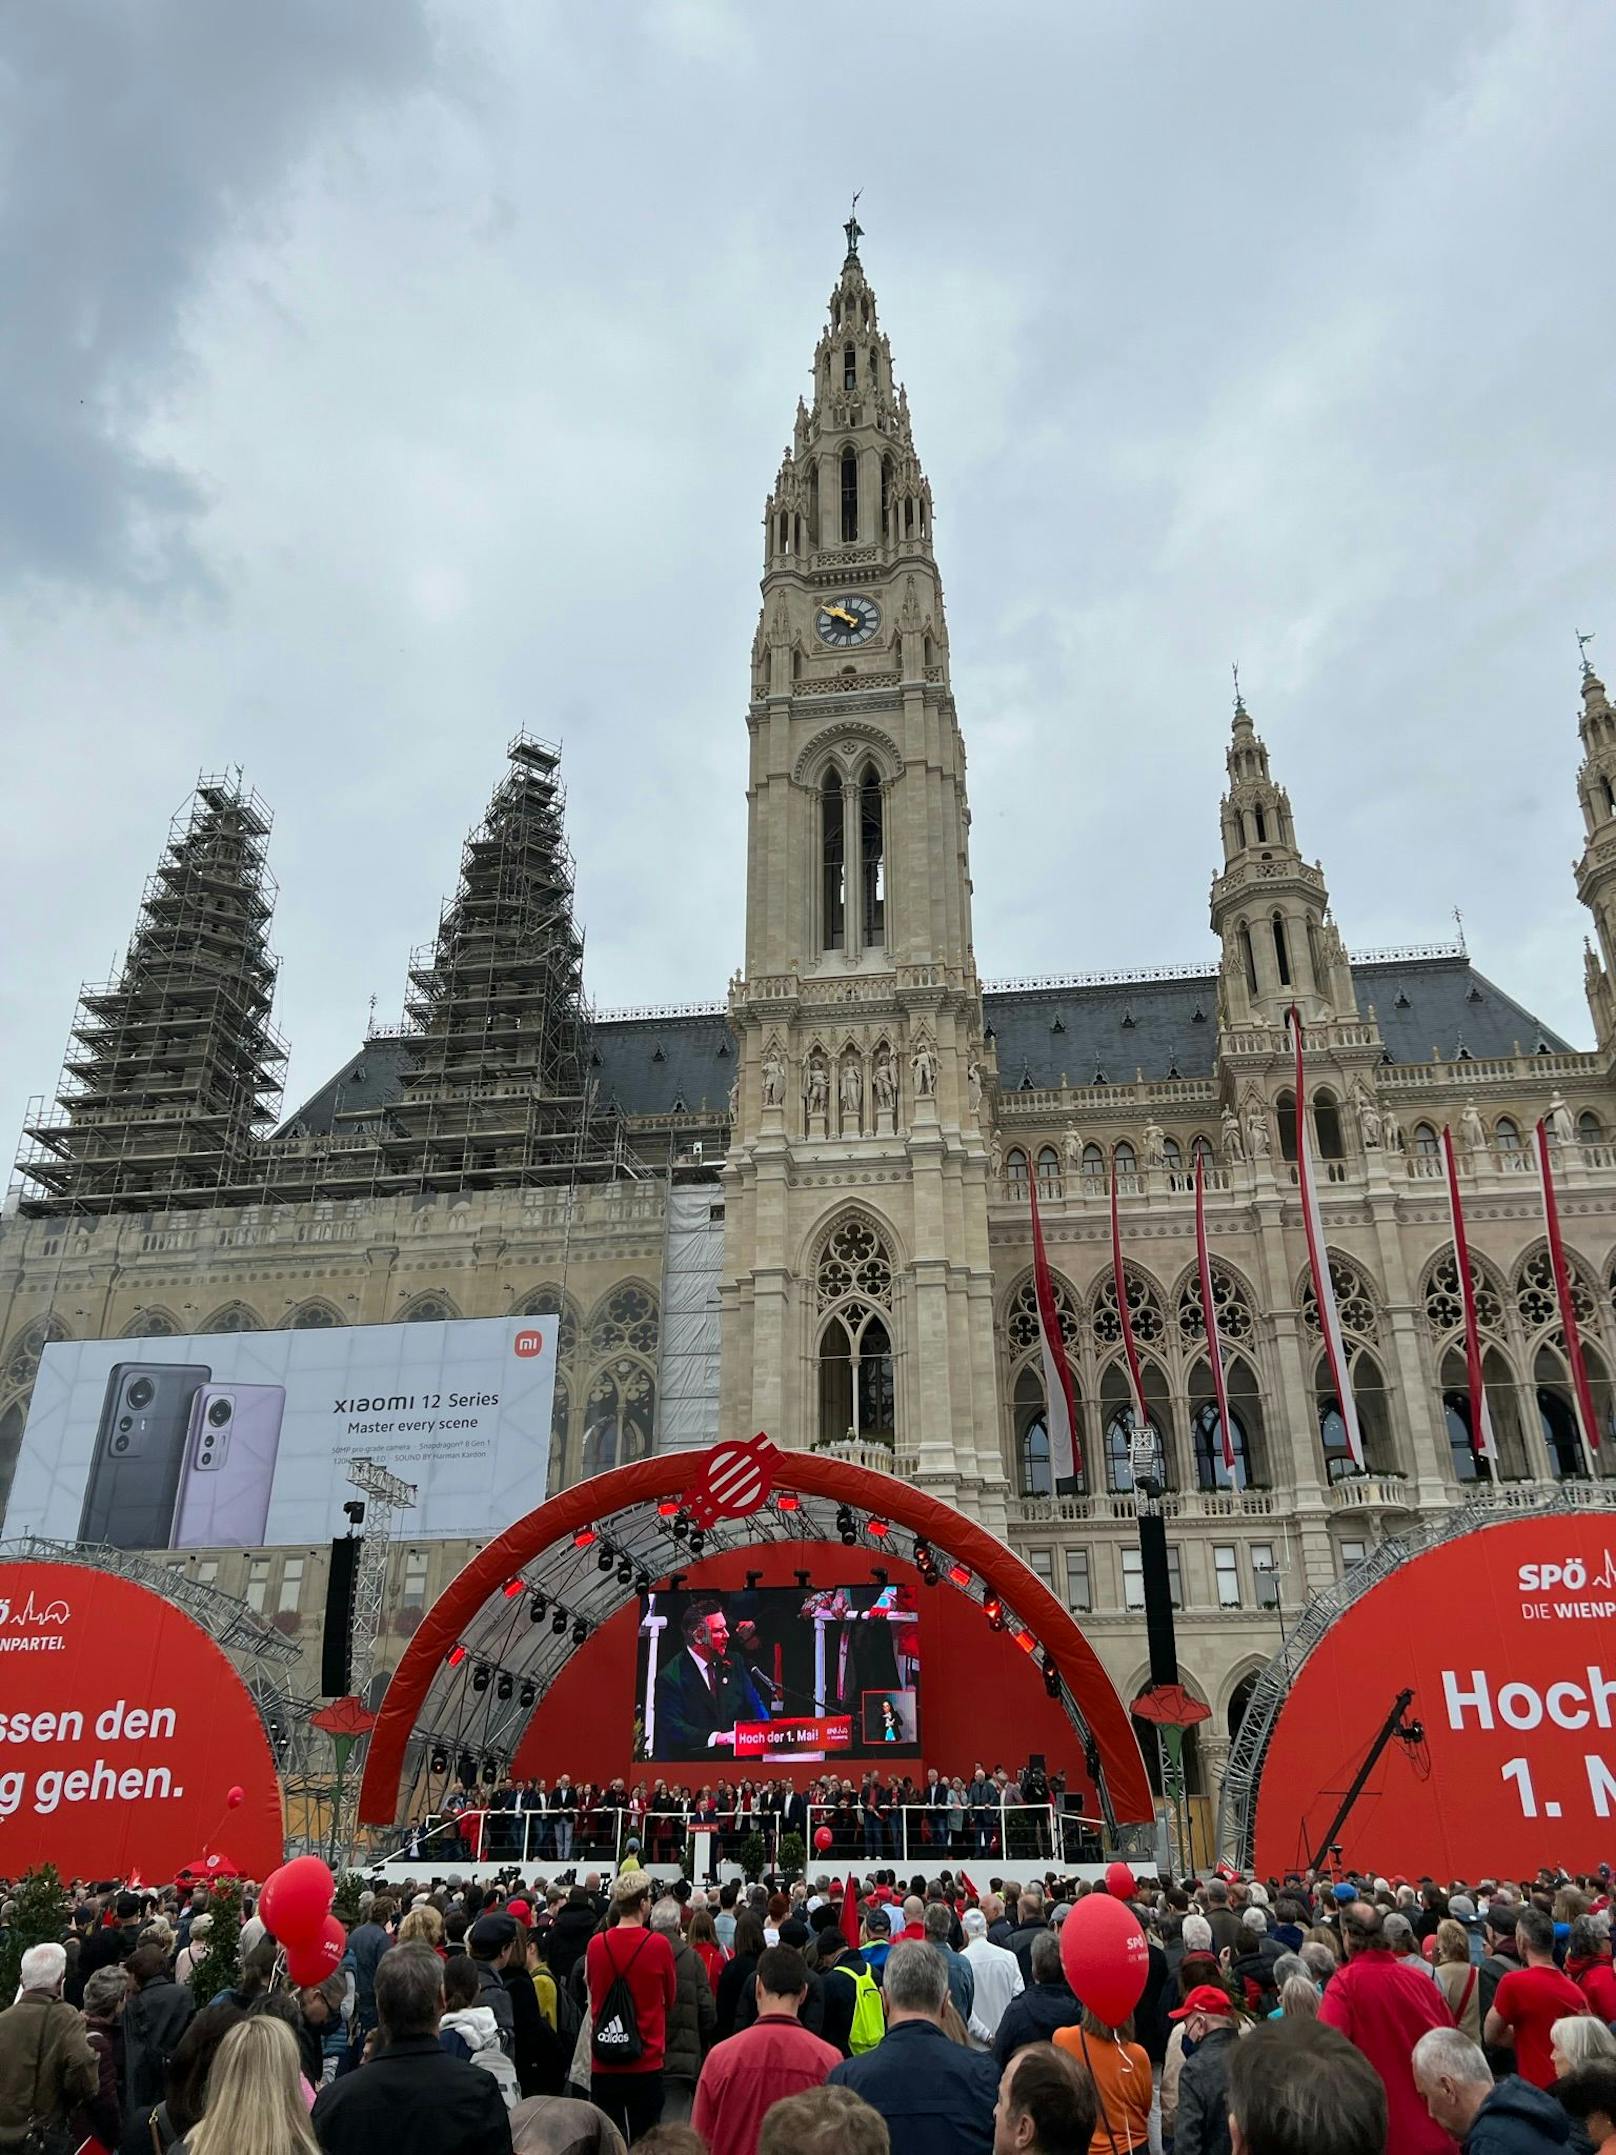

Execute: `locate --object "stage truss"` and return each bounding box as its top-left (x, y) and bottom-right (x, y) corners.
top-left (359, 1444), bottom-right (1155, 1838)
top-left (1215, 1479), bottom-right (1616, 1869)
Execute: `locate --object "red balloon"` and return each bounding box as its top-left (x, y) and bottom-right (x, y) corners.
top-left (226, 1787), bottom-right (245, 1809)
top-left (813, 1826), bottom-right (834, 1852)
top-left (287, 1912), bottom-right (347, 1989)
top-left (260, 1855), bottom-right (335, 1949)
top-left (1105, 1860), bottom-right (1138, 1901)
top-left (1060, 1892), bottom-right (1151, 2028)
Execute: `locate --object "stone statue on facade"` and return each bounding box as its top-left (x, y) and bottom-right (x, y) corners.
top-left (1382, 1109), bottom-right (1404, 1155)
top-left (911, 1038), bottom-right (938, 1098)
top-left (839, 1055), bottom-right (863, 1131)
top-left (727, 1073), bottom-right (739, 1122)
top-left (761, 1048), bottom-right (785, 1107)
top-left (1142, 1117), bottom-right (1167, 1170)
top-left (1461, 1097), bottom-right (1488, 1159)
top-left (967, 1059), bottom-right (984, 1115)
top-left (805, 1050), bottom-right (829, 1119)
top-left (1244, 1096), bottom-right (1272, 1159)
top-left (989, 1132), bottom-right (1004, 1180)
top-left (1062, 1123), bottom-right (1083, 1176)
top-left (1353, 1081), bottom-right (1382, 1150)
top-left (1548, 1090), bottom-right (1576, 1147)
top-left (1221, 1105), bottom-right (1245, 1164)
top-left (873, 1046), bottom-right (897, 1113)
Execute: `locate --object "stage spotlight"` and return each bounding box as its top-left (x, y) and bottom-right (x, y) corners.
top-left (429, 1745), bottom-right (447, 1774)
top-left (690, 1530), bottom-right (706, 1557)
top-left (746, 1570), bottom-right (763, 1589)
top-left (948, 1563), bottom-right (972, 1589)
top-left (551, 1609), bottom-right (569, 1637)
top-left (446, 1644), bottom-right (468, 1668)
top-left (571, 1617), bottom-right (589, 1646)
top-left (1011, 1628), bottom-right (1037, 1656)
top-left (529, 1592), bottom-right (548, 1623)
top-left (496, 1672), bottom-right (514, 1701)
top-left (343, 1499), bottom-right (366, 1527)
top-left (596, 1546), bottom-right (615, 1573)
top-left (870, 1567), bottom-right (889, 1587)
top-left (836, 1505), bottom-right (856, 1546)
top-left (573, 1527), bottom-right (597, 1550)
top-left (913, 1538), bottom-right (931, 1566)
top-left (635, 1571), bottom-right (652, 1596)
top-left (1084, 1734), bottom-right (1102, 1782)
top-left (793, 1569), bottom-right (812, 1590)
top-left (457, 1752), bottom-right (477, 1787)
top-left (776, 1493), bottom-right (801, 1512)
top-left (657, 1499), bottom-right (681, 1517)
top-left (616, 1555), bottom-right (634, 1585)
top-left (481, 1757), bottom-right (499, 1785)
top-left (1042, 1656), bottom-right (1062, 1699)
top-left (982, 1595), bottom-right (1002, 1623)
top-left (472, 1663), bottom-right (491, 1693)
top-left (503, 1578), bottom-right (526, 1600)
top-left (672, 1518), bottom-right (691, 1541)
top-left (519, 1680), bottom-right (537, 1709)
top-left (920, 1568), bottom-right (940, 1588)
top-left (867, 1518), bottom-right (890, 1539)
top-left (666, 1571), bottom-right (687, 1592)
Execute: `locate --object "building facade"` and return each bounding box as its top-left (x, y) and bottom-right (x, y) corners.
top-left (5, 228), bottom-right (1616, 1821)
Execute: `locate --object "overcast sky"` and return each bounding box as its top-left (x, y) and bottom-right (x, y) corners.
top-left (3, 0), bottom-right (1613, 1163)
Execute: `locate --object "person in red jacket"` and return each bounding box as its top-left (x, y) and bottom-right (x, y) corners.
top-left (1318, 1901), bottom-right (1454, 2155)
top-left (1567, 1916), bottom-right (1616, 2024)
top-left (585, 1868), bottom-right (677, 2143)
top-left (692, 1944), bottom-right (839, 2155)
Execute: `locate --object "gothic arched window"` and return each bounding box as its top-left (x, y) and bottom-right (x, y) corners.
top-left (1036, 1147), bottom-right (1060, 1195)
top-left (1276, 1091), bottom-right (1298, 1163)
top-left (1005, 1148), bottom-right (1028, 1192)
top-left (840, 447), bottom-right (859, 543)
top-left (1272, 913), bottom-right (1292, 987)
top-left (1495, 1116), bottom-right (1522, 1157)
top-left (816, 1214), bottom-right (897, 1446)
top-left (843, 342), bottom-right (857, 392)
top-left (1313, 1089), bottom-right (1345, 1159)
top-left (1113, 1141), bottom-right (1137, 1181)
top-left (200, 1303), bottom-right (262, 1335)
top-left (1580, 1110), bottom-right (1604, 1146)
top-left (1081, 1143), bottom-right (1106, 1186)
top-left (1413, 1122), bottom-right (1441, 1156)
top-left (821, 770), bottom-right (845, 950)
top-left (1238, 922), bottom-right (1257, 994)
top-left (581, 1283), bottom-right (659, 1474)
top-left (289, 1302), bottom-right (340, 1329)
top-left (1191, 1398), bottom-right (1250, 1490)
top-left (123, 1309), bottom-right (178, 1339)
top-left (397, 1295), bottom-right (455, 1325)
top-left (860, 765), bottom-right (885, 945)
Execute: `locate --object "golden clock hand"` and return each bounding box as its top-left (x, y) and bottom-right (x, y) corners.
top-left (825, 604), bottom-right (858, 627)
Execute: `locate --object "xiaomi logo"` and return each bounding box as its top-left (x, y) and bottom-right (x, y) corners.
top-left (513, 1329), bottom-right (546, 1359)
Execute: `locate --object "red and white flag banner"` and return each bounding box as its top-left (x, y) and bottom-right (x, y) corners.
top-left (1194, 1149), bottom-right (1240, 1485)
top-left (1292, 1009), bottom-right (1365, 1471)
top-left (1110, 1146), bottom-right (1152, 1442)
top-left (1536, 1117), bottom-right (1602, 1465)
top-left (1440, 1125), bottom-right (1498, 1470)
top-left (1028, 1167), bottom-right (1081, 1481)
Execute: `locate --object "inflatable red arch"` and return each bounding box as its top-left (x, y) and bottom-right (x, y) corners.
top-left (358, 1443), bottom-right (1153, 1830)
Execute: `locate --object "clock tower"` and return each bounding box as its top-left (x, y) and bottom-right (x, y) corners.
top-left (719, 217), bottom-right (1007, 1522)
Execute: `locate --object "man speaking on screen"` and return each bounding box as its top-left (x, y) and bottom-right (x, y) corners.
top-left (654, 1597), bottom-right (774, 1758)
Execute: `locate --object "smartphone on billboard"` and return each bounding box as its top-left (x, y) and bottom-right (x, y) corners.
top-left (77, 1362), bottom-right (211, 1550)
top-left (171, 1384), bottom-right (287, 1549)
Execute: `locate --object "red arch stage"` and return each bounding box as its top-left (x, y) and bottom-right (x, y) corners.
top-left (359, 1442), bottom-right (1153, 1831)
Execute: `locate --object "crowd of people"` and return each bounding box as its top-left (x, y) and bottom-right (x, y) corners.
top-left (416, 1760), bottom-right (1064, 1867)
top-left (5, 1855), bottom-right (1616, 2154)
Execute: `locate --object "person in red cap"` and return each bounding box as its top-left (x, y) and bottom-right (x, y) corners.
top-left (1169, 1985), bottom-right (1242, 2155)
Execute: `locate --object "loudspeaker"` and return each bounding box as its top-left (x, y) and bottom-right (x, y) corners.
top-left (321, 1535), bottom-right (360, 1696)
top-left (1137, 1513), bottom-right (1180, 1687)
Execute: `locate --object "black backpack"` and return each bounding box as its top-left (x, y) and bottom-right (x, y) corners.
top-left (591, 1931), bottom-right (650, 2066)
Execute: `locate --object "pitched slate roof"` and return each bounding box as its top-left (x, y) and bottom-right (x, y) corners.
top-left (277, 954), bottom-right (1576, 1135)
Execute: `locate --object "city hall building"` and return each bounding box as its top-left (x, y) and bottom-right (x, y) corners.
top-left (5, 226), bottom-right (1616, 1822)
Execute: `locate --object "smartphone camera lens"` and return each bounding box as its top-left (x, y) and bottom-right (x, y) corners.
top-left (118, 1415), bottom-right (134, 1434)
top-left (127, 1378), bottom-right (155, 1411)
top-left (207, 1397), bottom-right (232, 1429)
top-left (113, 1435), bottom-right (130, 1453)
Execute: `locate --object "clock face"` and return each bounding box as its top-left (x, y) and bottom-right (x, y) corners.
top-left (816, 594), bottom-right (881, 648)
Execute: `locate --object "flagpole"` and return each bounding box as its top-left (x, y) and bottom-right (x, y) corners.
top-left (1440, 1124), bottom-right (1497, 1478)
top-left (1194, 1150), bottom-right (1241, 1491)
top-left (1536, 1117), bottom-right (1603, 1477)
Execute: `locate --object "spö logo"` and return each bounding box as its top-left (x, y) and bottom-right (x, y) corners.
top-left (1520, 1554), bottom-right (1616, 1593)
top-left (0, 1593), bottom-right (71, 1627)
top-left (513, 1329), bottom-right (546, 1359)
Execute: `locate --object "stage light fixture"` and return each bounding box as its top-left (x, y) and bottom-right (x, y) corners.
top-left (446, 1644), bottom-right (468, 1668)
top-left (503, 1578), bottom-right (526, 1599)
top-left (519, 1679), bottom-right (536, 1708)
top-left (472, 1663), bottom-right (491, 1693)
top-left (776, 1493), bottom-right (801, 1512)
top-left (870, 1566), bottom-right (889, 1587)
top-left (666, 1571), bottom-right (687, 1592)
top-left (635, 1571), bottom-right (652, 1596)
top-left (482, 1757), bottom-right (499, 1785)
top-left (745, 1570), bottom-right (763, 1589)
top-left (429, 1746), bottom-right (447, 1774)
top-left (1012, 1627), bottom-right (1037, 1656)
top-left (529, 1592), bottom-right (548, 1623)
top-left (948, 1563), bottom-right (972, 1589)
top-left (1042, 1656), bottom-right (1062, 1699)
top-left (672, 1518), bottom-right (691, 1541)
top-left (982, 1595), bottom-right (1002, 1623)
top-left (913, 1538), bottom-right (931, 1565)
top-left (457, 1751), bottom-right (477, 1787)
top-left (596, 1546), bottom-right (615, 1573)
top-left (867, 1518), bottom-right (890, 1539)
top-left (496, 1672), bottom-right (514, 1701)
top-left (571, 1617), bottom-right (588, 1646)
top-left (793, 1569), bottom-right (812, 1589)
top-left (920, 1568), bottom-right (940, 1588)
top-left (343, 1499), bottom-right (366, 1526)
top-left (573, 1527), bottom-right (597, 1549)
top-left (551, 1609), bottom-right (569, 1637)
top-left (836, 1505), bottom-right (856, 1547)
top-left (657, 1499), bottom-right (681, 1518)
top-left (616, 1555), bottom-right (634, 1585)
top-left (690, 1530), bottom-right (706, 1556)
